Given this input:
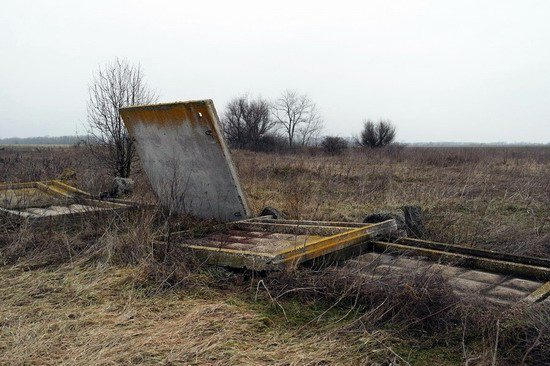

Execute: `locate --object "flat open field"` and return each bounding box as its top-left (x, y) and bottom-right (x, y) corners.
top-left (1, 145), bottom-right (549, 365)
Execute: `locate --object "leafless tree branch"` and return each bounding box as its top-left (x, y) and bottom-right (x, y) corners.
top-left (271, 90), bottom-right (324, 147)
top-left (221, 95), bottom-right (275, 150)
top-left (86, 58), bottom-right (158, 177)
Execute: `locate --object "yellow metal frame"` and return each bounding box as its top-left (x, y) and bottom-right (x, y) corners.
top-left (0, 180), bottom-right (91, 199)
top-left (0, 180), bottom-right (134, 223)
top-left (182, 218), bottom-right (397, 270)
top-left (524, 281), bottom-right (550, 303)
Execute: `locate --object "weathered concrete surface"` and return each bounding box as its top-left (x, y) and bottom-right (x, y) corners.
top-left (185, 230), bottom-right (323, 253)
top-left (347, 252), bottom-right (544, 305)
top-left (120, 100), bottom-right (250, 222)
top-left (0, 180), bottom-right (134, 223)
top-left (175, 219), bottom-right (398, 270)
top-left (0, 186), bottom-right (63, 209)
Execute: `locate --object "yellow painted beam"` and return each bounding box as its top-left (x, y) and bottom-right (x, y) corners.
top-left (275, 220), bottom-right (396, 264)
top-left (524, 281), bottom-right (550, 303)
top-left (372, 241), bottom-right (550, 281)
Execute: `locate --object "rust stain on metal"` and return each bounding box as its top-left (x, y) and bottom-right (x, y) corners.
top-left (120, 100), bottom-right (224, 146)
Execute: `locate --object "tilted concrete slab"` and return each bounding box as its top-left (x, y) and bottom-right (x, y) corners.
top-left (120, 100), bottom-right (250, 222)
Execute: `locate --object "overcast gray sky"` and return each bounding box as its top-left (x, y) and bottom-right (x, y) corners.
top-left (1, 0), bottom-right (549, 142)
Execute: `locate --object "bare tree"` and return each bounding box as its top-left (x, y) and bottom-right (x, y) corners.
top-left (221, 95), bottom-right (274, 150)
top-left (357, 119), bottom-right (396, 148)
top-left (87, 58), bottom-right (157, 178)
top-left (271, 90), bottom-right (324, 148)
top-left (297, 110), bottom-right (324, 147)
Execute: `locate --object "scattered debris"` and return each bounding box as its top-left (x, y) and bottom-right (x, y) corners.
top-left (2, 99), bottom-right (544, 306)
top-left (118, 99), bottom-right (550, 303)
top-left (344, 251), bottom-right (547, 305)
top-left (370, 237), bottom-right (550, 304)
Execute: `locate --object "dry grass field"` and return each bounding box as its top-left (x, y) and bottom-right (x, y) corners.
top-left (1, 145), bottom-right (549, 365)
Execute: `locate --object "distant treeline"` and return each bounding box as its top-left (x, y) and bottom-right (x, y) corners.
top-left (407, 142), bottom-right (550, 147)
top-left (0, 135), bottom-right (547, 147)
top-left (0, 136), bottom-right (84, 145)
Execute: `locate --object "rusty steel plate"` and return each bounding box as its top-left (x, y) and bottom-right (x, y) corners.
top-left (120, 100), bottom-right (250, 222)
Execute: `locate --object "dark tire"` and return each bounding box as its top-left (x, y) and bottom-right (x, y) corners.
top-left (363, 206), bottom-right (424, 238)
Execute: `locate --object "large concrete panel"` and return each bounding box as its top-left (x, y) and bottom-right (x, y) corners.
top-left (119, 100), bottom-right (250, 222)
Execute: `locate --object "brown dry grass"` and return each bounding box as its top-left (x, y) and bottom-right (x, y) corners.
top-left (0, 264), bottom-right (395, 365)
top-left (1, 145), bottom-right (550, 365)
top-left (235, 147), bottom-right (550, 257)
top-left (2, 145), bottom-right (548, 254)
